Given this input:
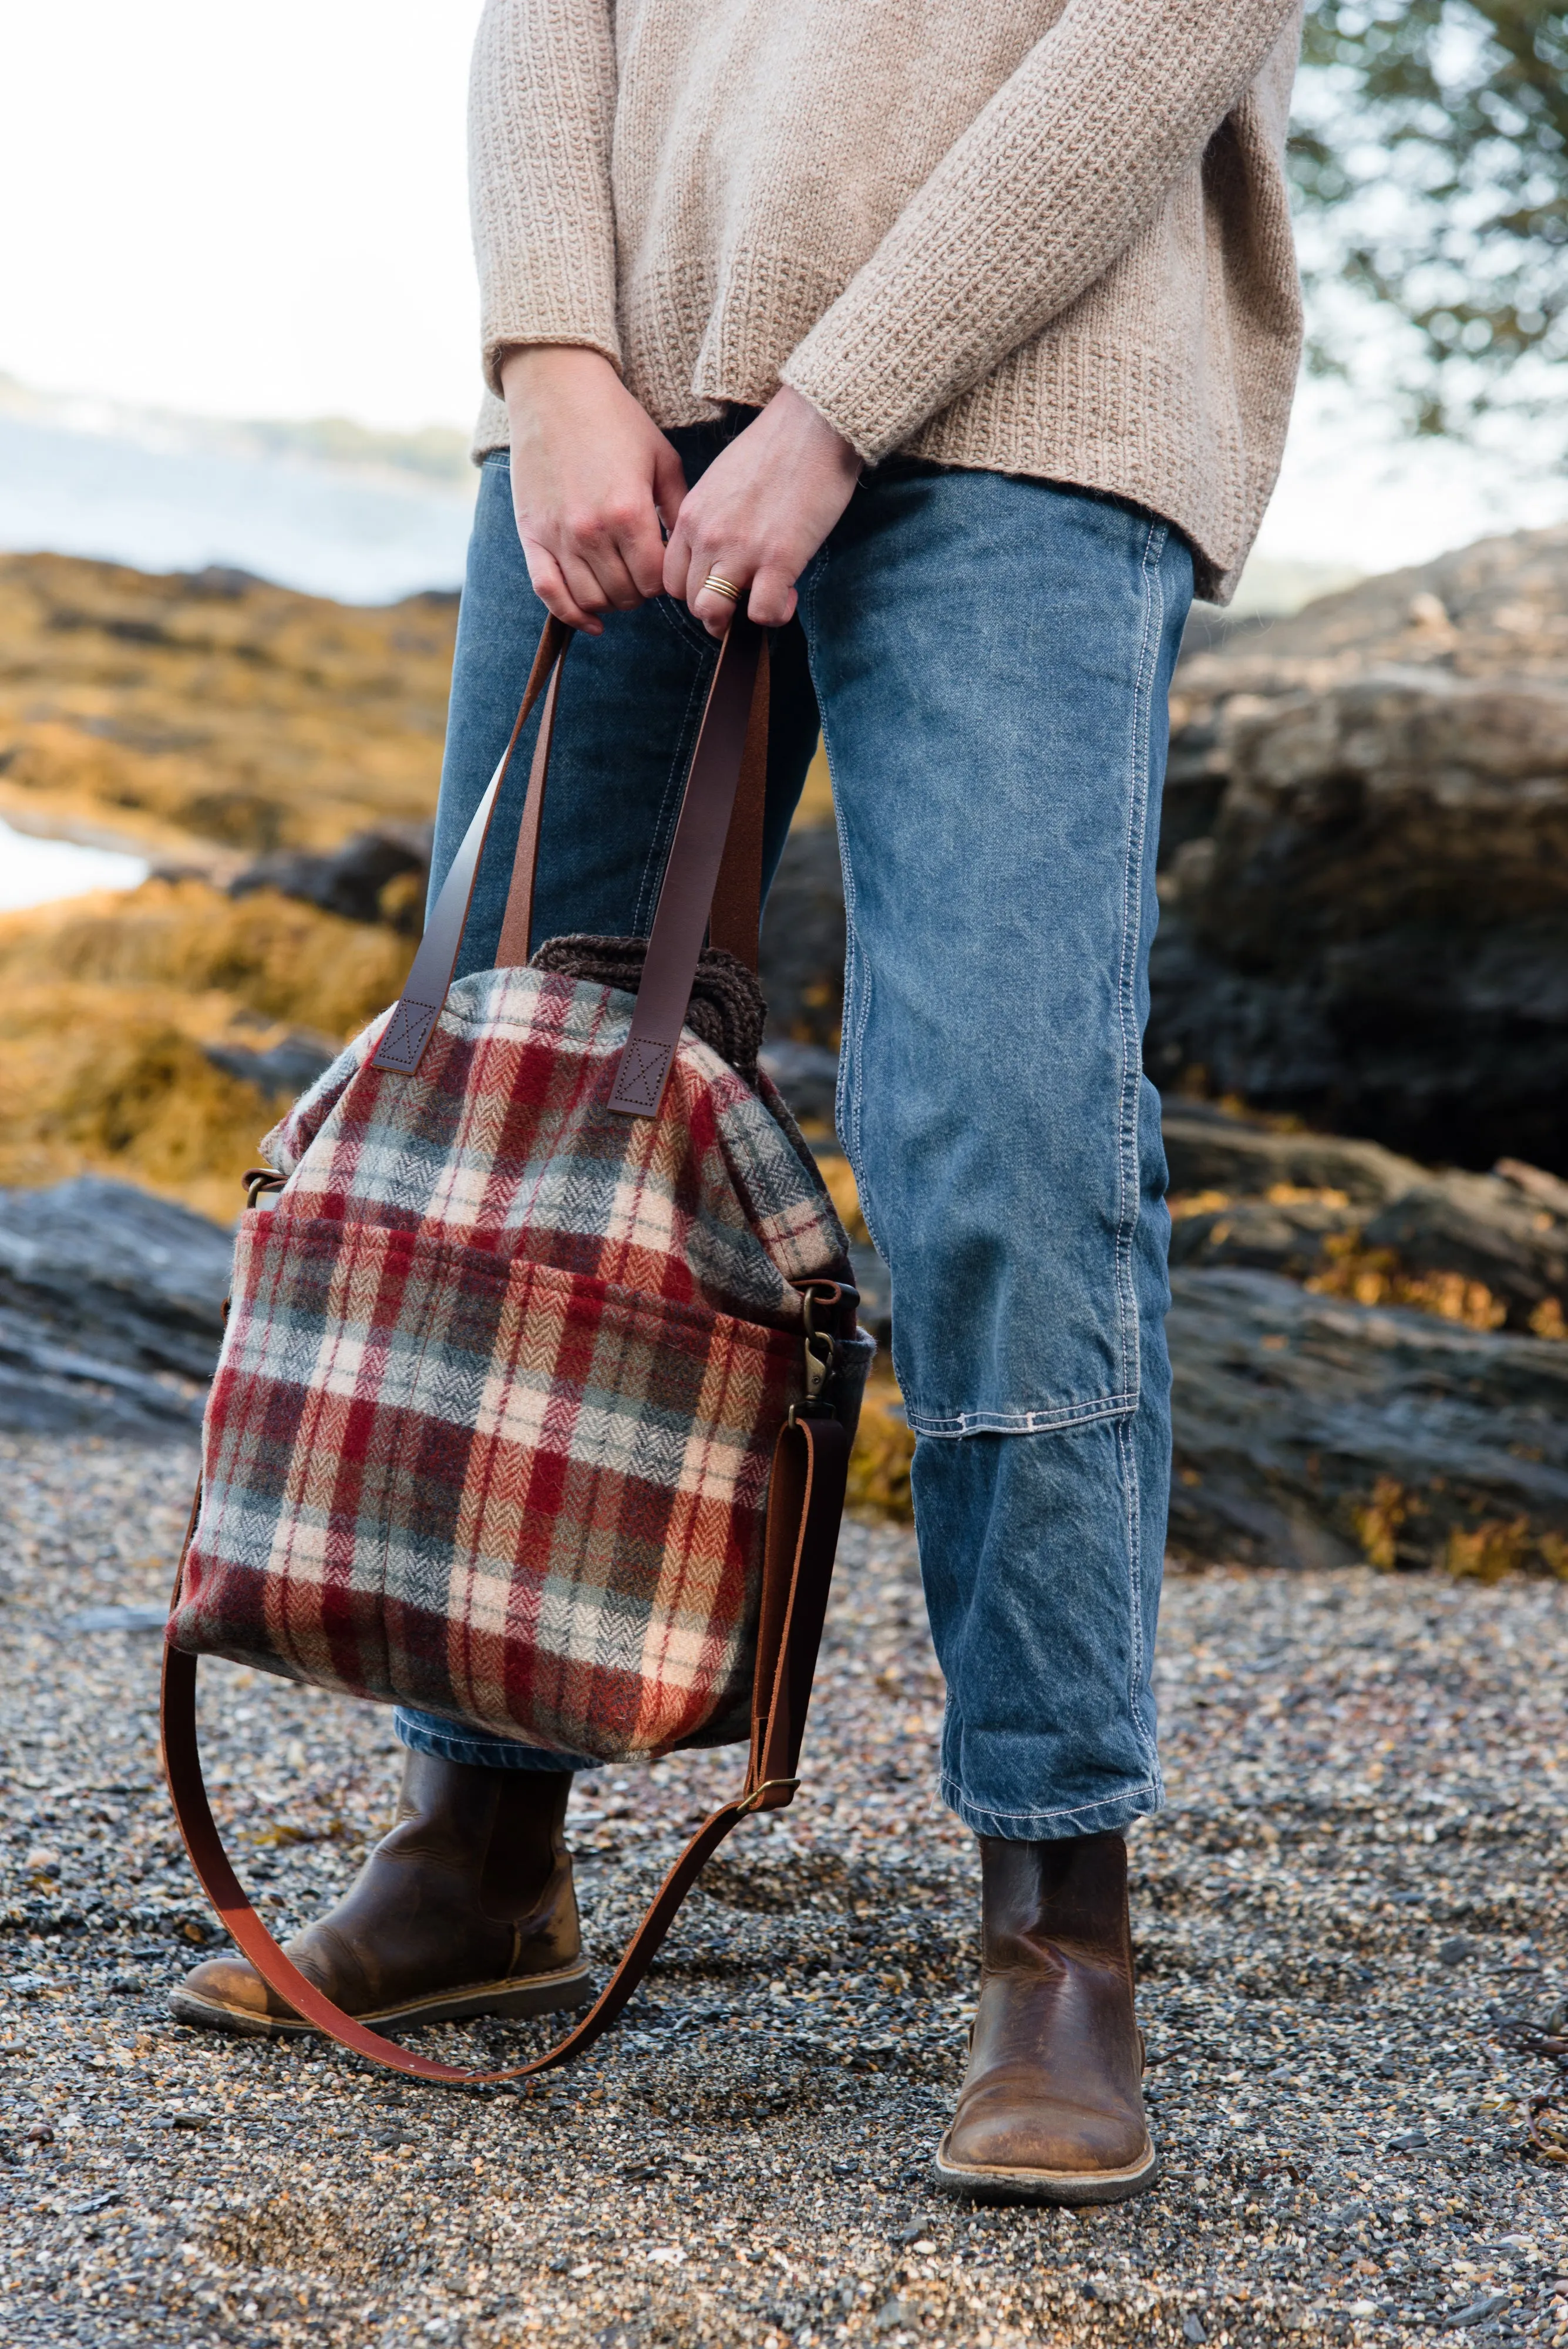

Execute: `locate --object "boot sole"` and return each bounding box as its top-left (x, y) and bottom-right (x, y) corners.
top-left (167, 1959), bottom-right (595, 2041)
top-left (931, 2131), bottom-right (1160, 2207)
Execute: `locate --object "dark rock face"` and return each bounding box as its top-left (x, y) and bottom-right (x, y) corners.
top-left (758, 1040), bottom-right (839, 1129)
top-left (759, 823), bottom-right (845, 1055)
top-left (202, 1031), bottom-right (338, 1098)
top-left (1155, 526), bottom-right (1568, 1172)
top-left (229, 822), bottom-right (435, 931)
top-left (0, 1179), bottom-right (230, 1435)
top-left (1162, 1103), bottom-right (1568, 1565)
top-left (1162, 1103), bottom-right (1422, 1206)
top-left (1361, 1162), bottom-right (1568, 1331)
top-left (1162, 1105), bottom-right (1568, 1332)
top-left (1167, 1268), bottom-right (1568, 1573)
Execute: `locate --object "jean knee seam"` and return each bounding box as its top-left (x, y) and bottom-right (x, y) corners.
top-left (906, 1391), bottom-right (1138, 1438)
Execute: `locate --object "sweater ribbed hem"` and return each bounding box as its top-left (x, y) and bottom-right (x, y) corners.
top-left (470, 282), bottom-right (1284, 602)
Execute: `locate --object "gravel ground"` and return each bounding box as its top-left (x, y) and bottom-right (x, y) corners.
top-left (1, 1432), bottom-right (1565, 2349)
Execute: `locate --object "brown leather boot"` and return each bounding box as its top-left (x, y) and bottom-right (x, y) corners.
top-left (169, 1752), bottom-right (591, 2038)
top-left (934, 1829), bottom-right (1156, 2205)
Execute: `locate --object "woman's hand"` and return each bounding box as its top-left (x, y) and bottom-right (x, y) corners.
top-left (500, 345), bottom-right (688, 634)
top-left (664, 386), bottom-right (862, 635)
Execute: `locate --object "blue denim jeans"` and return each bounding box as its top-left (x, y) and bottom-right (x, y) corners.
top-left (395, 422), bottom-right (1192, 1840)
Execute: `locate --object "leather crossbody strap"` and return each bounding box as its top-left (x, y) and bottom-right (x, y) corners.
top-left (372, 614), bottom-right (770, 1118)
top-left (159, 1405), bottom-right (849, 2086)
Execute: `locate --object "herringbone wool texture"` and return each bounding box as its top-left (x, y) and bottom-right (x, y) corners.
top-left (170, 967), bottom-right (856, 1761)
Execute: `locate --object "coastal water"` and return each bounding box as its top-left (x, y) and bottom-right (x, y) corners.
top-left (0, 413), bottom-right (474, 604)
top-left (0, 816), bottom-right (150, 910)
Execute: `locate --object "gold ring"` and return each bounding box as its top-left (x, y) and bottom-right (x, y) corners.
top-left (701, 571), bottom-right (742, 604)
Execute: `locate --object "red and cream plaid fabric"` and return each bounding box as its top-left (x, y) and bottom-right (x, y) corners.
top-left (169, 966), bottom-right (859, 1761)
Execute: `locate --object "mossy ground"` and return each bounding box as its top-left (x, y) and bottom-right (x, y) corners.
top-left (0, 881), bottom-right (410, 1221)
top-left (0, 552), bottom-right (455, 861)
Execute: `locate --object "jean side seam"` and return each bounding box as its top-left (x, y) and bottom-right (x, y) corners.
top-left (806, 556), bottom-right (883, 1280)
top-left (1119, 1415), bottom-right (1163, 1796)
top-left (1112, 517), bottom-right (1167, 1416)
top-left (1119, 527), bottom-right (1167, 1808)
top-left (632, 643), bottom-right (715, 935)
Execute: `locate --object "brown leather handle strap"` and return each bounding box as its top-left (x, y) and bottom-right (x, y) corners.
top-left (497, 619), bottom-right (770, 981)
top-left (608, 617), bottom-right (765, 1116)
top-left (493, 649), bottom-right (568, 972)
top-left (374, 612), bottom-right (770, 1088)
top-left (159, 1411), bottom-right (848, 2086)
top-left (707, 638), bottom-right (769, 972)
top-left (371, 618), bottom-right (571, 1076)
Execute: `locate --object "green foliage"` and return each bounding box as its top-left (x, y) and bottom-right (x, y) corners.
top-left (1291, 2), bottom-right (1568, 433)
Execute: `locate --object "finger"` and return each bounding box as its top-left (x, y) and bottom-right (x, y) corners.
top-left (523, 543), bottom-right (601, 634)
top-left (743, 566), bottom-right (798, 629)
top-left (556, 511), bottom-right (646, 613)
top-left (689, 564), bottom-right (750, 638)
top-left (557, 547), bottom-right (617, 624)
top-left (662, 515), bottom-right (695, 607)
top-left (612, 505), bottom-right (670, 602)
top-left (582, 535), bottom-right (648, 612)
top-left (651, 436), bottom-right (689, 536)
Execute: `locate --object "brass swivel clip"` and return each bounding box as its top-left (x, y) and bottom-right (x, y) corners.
top-left (788, 1286), bottom-right (838, 1427)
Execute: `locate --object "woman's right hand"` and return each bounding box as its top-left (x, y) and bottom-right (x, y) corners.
top-left (499, 345), bottom-right (687, 634)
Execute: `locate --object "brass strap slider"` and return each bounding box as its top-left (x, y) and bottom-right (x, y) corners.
top-left (736, 1776), bottom-right (800, 1817)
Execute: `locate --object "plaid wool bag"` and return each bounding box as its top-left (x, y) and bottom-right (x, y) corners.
top-left (161, 616), bottom-right (873, 2084)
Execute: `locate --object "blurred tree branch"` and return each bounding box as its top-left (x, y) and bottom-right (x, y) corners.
top-left (1291, 2), bottom-right (1568, 438)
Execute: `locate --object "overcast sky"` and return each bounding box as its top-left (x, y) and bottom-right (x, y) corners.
top-left (3, 1), bottom-right (1564, 577)
top-left (1, 2), bottom-right (480, 431)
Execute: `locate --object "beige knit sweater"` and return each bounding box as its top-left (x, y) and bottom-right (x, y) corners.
top-left (469, 0), bottom-right (1304, 602)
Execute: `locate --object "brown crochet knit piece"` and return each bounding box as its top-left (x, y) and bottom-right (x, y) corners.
top-left (530, 934), bottom-right (768, 1083)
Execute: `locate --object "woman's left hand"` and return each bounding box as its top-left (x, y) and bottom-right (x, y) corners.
top-left (663, 385), bottom-right (862, 635)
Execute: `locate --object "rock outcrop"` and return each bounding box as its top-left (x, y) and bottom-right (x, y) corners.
top-left (1153, 526), bottom-right (1568, 1172)
top-left (0, 1177), bottom-right (228, 1435)
top-left (1163, 1103), bottom-right (1568, 1332)
top-left (1160, 1100), bottom-right (1568, 1569)
top-left (0, 551), bottom-right (454, 865)
top-left (229, 823), bottom-right (434, 933)
top-left (4, 1119), bottom-right (1565, 1580)
top-left (1167, 1268), bottom-right (1568, 1574)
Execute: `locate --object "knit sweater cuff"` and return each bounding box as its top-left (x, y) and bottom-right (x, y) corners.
top-left (778, 346), bottom-right (907, 469)
top-left (481, 325), bottom-right (624, 402)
